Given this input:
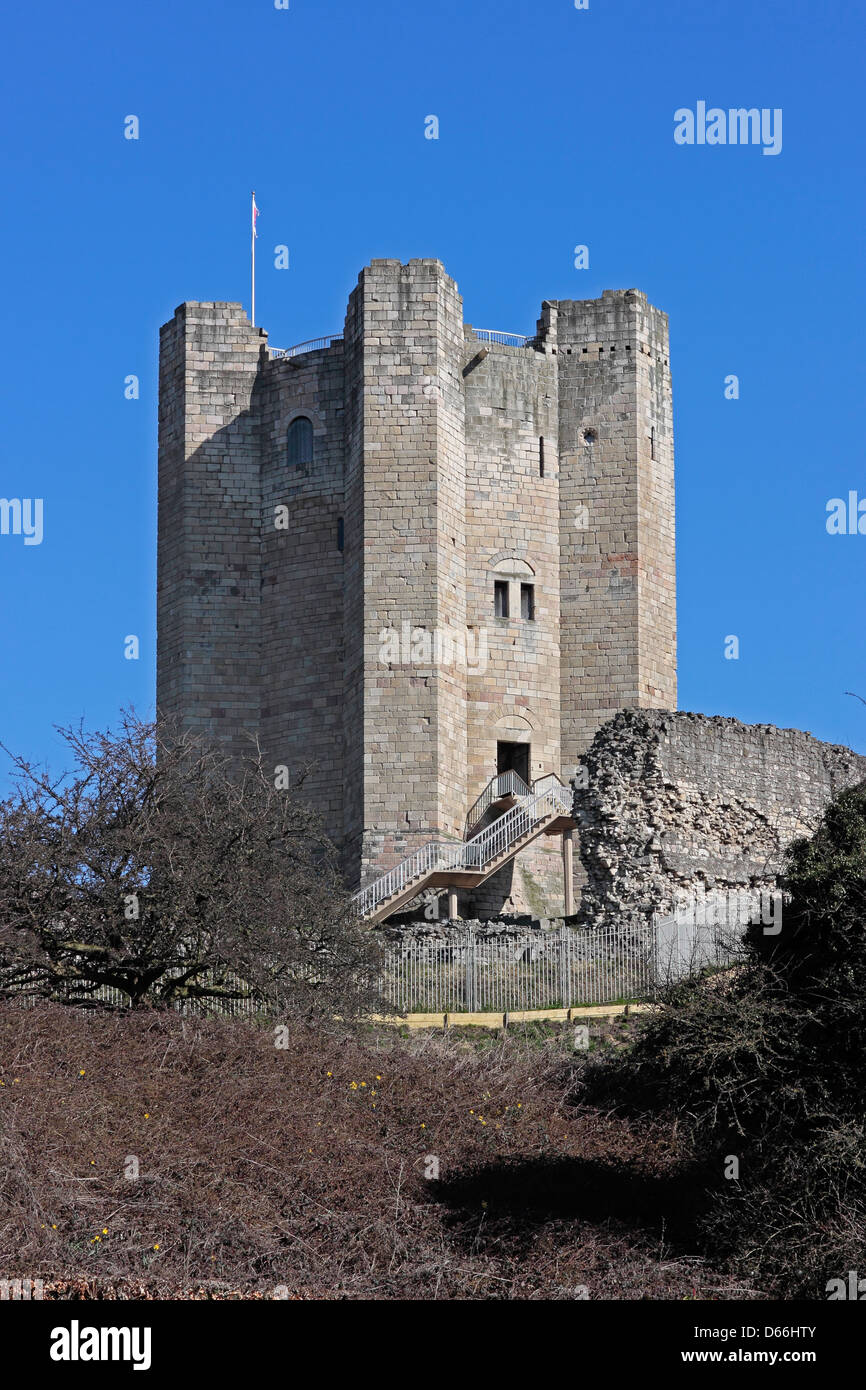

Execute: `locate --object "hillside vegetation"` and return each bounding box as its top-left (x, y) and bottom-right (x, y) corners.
top-left (584, 783), bottom-right (866, 1297)
top-left (0, 1004), bottom-right (747, 1300)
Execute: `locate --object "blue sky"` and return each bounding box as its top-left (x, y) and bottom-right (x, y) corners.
top-left (1, 0), bottom-right (864, 783)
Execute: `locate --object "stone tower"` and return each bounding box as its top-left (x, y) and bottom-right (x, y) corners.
top-left (157, 259), bottom-right (676, 917)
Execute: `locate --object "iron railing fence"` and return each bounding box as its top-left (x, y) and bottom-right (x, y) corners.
top-left (2, 918), bottom-right (741, 1018)
top-left (385, 923), bottom-right (649, 1013)
top-left (4, 967), bottom-right (263, 1018)
top-left (384, 916), bottom-right (739, 1013)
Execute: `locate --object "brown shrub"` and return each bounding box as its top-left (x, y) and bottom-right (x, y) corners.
top-left (0, 1003), bottom-right (753, 1300)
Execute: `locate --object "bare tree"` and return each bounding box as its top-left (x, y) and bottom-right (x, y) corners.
top-left (0, 712), bottom-right (384, 1015)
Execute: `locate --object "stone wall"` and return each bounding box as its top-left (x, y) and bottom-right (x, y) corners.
top-left (348, 260), bottom-right (469, 880)
top-left (550, 291), bottom-right (677, 774)
top-left (156, 302), bottom-right (266, 755)
top-left (463, 335), bottom-right (560, 806)
top-left (574, 710), bottom-right (866, 927)
top-left (259, 342), bottom-right (347, 837)
top-left (157, 262), bottom-right (679, 910)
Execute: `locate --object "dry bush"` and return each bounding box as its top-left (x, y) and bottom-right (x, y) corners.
top-left (0, 1003), bottom-right (749, 1300)
top-left (0, 712), bottom-right (384, 1017)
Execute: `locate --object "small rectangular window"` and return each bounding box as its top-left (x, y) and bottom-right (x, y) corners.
top-left (337, 517), bottom-right (344, 552)
top-left (520, 583), bottom-right (535, 620)
top-left (650, 426), bottom-right (656, 461)
top-left (494, 580), bottom-right (509, 618)
top-left (539, 436), bottom-right (545, 477)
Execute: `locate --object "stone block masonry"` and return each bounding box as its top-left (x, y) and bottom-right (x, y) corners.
top-left (573, 710), bottom-right (866, 930)
top-left (157, 261), bottom-right (678, 914)
top-left (157, 303), bottom-right (267, 747)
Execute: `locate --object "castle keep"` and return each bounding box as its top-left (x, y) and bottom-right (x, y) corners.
top-left (157, 259), bottom-right (676, 919)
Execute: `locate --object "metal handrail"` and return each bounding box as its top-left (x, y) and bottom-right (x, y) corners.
top-left (352, 839), bottom-right (466, 920)
top-left (269, 334), bottom-right (343, 360)
top-left (464, 770), bottom-right (532, 837)
top-left (271, 330), bottom-right (531, 359)
top-left (473, 329), bottom-right (534, 348)
top-left (353, 781), bottom-right (571, 919)
top-left (530, 772), bottom-right (572, 813)
top-left (271, 329), bottom-right (532, 360)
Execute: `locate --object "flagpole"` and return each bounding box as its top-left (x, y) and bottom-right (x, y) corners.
top-left (250, 190), bottom-right (256, 327)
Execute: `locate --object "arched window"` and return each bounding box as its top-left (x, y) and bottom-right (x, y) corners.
top-left (286, 416), bottom-right (314, 469)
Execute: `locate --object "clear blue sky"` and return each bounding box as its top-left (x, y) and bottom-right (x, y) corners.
top-left (1, 0), bottom-right (864, 785)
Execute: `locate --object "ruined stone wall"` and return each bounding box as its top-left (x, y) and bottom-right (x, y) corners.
top-left (574, 710), bottom-right (866, 927)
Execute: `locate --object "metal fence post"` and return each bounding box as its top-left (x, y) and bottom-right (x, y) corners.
top-left (558, 922), bottom-right (567, 1009)
top-left (464, 926), bottom-right (474, 1011)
